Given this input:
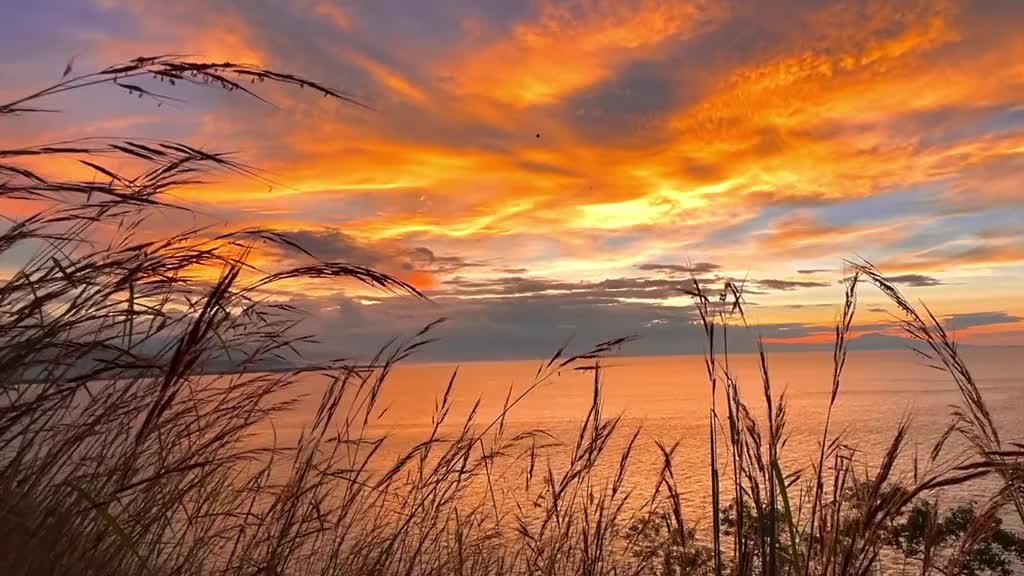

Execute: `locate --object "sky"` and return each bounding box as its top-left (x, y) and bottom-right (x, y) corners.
top-left (2, 0), bottom-right (1024, 360)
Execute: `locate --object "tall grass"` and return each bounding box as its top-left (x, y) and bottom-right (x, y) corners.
top-left (2, 56), bottom-right (1022, 576)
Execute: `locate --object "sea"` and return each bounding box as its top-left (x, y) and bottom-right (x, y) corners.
top-left (263, 348), bottom-right (1024, 529)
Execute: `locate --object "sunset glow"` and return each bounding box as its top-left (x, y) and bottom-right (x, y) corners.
top-left (3, 0), bottom-right (1024, 359)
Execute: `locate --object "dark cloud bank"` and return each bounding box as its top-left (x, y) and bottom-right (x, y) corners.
top-left (289, 282), bottom-right (1021, 363)
top-left (263, 234), bottom-right (1016, 362)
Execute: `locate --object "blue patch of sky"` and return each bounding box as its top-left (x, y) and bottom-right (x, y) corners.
top-left (564, 59), bottom-right (680, 140)
top-left (0, 2), bottom-right (133, 59)
top-left (810, 186), bottom-right (941, 228)
top-left (349, 0), bottom-right (534, 48)
top-left (918, 106), bottom-right (1024, 148)
top-left (703, 204), bottom-right (804, 246)
top-left (798, 185), bottom-right (1024, 256)
top-left (885, 206), bottom-right (1024, 255)
top-left (600, 232), bottom-right (647, 251)
top-left (703, 183), bottom-right (1022, 256)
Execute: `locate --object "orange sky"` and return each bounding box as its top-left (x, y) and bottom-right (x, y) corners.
top-left (2, 0), bottom-right (1024, 358)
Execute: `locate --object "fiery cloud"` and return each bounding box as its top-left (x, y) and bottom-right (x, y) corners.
top-left (2, 0), bottom-right (1023, 354)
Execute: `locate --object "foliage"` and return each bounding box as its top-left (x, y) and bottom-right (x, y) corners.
top-left (628, 509), bottom-right (714, 576)
top-left (885, 500), bottom-right (1024, 576)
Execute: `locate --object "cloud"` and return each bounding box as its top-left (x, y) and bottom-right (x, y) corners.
top-left (778, 303), bottom-right (835, 310)
top-left (443, 0), bottom-right (723, 106)
top-left (407, 247), bottom-right (484, 274)
top-left (4, 0), bottom-right (1024, 356)
top-left (312, 0), bottom-right (351, 31)
top-left (885, 274), bottom-right (943, 287)
top-left (944, 312), bottom-right (1023, 331)
top-left (264, 228), bottom-right (482, 288)
top-left (754, 279), bottom-right (830, 291)
top-left (277, 229), bottom-right (389, 264)
top-left (288, 287), bottom-right (866, 361)
top-left (879, 231), bottom-right (1024, 273)
top-left (753, 214), bottom-right (910, 257)
top-left (563, 58), bottom-right (684, 143)
top-left (635, 262), bottom-right (720, 275)
top-left (438, 269), bottom-right (838, 302)
top-left (438, 275), bottom-right (696, 301)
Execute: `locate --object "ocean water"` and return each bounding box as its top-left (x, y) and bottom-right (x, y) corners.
top-left (265, 347), bottom-right (1024, 527)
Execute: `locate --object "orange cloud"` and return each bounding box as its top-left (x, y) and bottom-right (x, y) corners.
top-left (5, 0), bottom-right (1024, 346)
top-left (751, 213), bottom-right (913, 258)
top-left (444, 0), bottom-right (723, 106)
top-left (336, 48), bottom-right (428, 104)
top-left (880, 242), bottom-right (1024, 274)
top-left (313, 0), bottom-right (352, 31)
